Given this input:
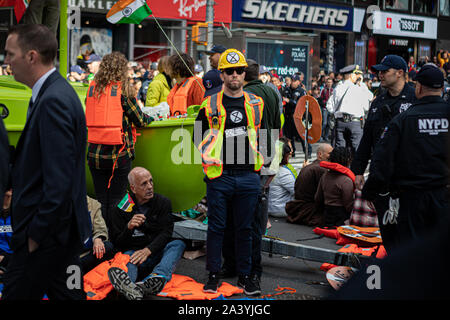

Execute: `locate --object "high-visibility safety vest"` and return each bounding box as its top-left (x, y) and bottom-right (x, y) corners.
top-left (197, 90), bottom-right (265, 179)
top-left (85, 81), bottom-right (124, 145)
top-left (167, 76), bottom-right (200, 116)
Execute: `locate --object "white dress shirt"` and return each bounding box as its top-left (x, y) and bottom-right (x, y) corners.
top-left (31, 67), bottom-right (56, 103)
top-left (326, 79), bottom-right (368, 118)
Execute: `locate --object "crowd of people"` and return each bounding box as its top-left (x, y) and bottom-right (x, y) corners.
top-left (0, 21), bottom-right (448, 301)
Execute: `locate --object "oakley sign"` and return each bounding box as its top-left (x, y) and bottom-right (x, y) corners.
top-left (235, 0), bottom-right (352, 30)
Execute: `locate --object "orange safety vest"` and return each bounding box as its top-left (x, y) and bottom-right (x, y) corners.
top-left (157, 274), bottom-right (242, 300)
top-left (167, 77), bottom-right (200, 116)
top-left (83, 252), bottom-right (130, 300)
top-left (85, 81), bottom-right (124, 145)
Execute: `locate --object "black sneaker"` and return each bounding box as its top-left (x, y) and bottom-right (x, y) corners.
top-left (136, 273), bottom-right (166, 296)
top-left (107, 267), bottom-right (144, 300)
top-left (203, 272), bottom-right (220, 293)
top-left (237, 275), bottom-right (261, 296)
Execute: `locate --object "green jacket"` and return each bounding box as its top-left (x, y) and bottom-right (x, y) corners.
top-left (145, 72), bottom-right (171, 107)
top-left (244, 80), bottom-right (281, 161)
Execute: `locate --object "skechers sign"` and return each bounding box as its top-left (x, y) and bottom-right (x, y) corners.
top-left (233, 0), bottom-right (353, 31)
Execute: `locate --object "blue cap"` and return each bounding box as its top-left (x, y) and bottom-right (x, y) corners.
top-left (371, 55), bottom-right (407, 72)
top-left (413, 63), bottom-right (444, 88)
top-left (259, 65), bottom-right (270, 74)
top-left (291, 74), bottom-right (301, 81)
top-left (203, 69), bottom-right (223, 97)
top-left (70, 65), bottom-right (84, 75)
top-left (86, 54), bottom-right (101, 64)
top-left (206, 45), bottom-right (227, 55)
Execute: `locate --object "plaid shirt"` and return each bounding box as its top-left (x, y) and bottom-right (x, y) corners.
top-left (87, 95), bottom-right (152, 169)
top-left (349, 190), bottom-right (379, 227)
top-left (320, 87), bottom-right (333, 105)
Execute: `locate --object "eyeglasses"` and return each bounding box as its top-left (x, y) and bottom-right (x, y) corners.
top-left (223, 67), bottom-right (245, 75)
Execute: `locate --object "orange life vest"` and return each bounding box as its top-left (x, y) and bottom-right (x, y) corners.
top-left (167, 77), bottom-right (199, 116)
top-left (157, 274), bottom-right (242, 300)
top-left (85, 81), bottom-right (124, 145)
top-left (83, 252), bottom-right (130, 300)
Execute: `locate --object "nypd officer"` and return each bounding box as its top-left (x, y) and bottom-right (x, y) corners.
top-left (326, 64), bottom-right (370, 152)
top-left (351, 55), bottom-right (416, 252)
top-left (362, 64), bottom-right (449, 249)
top-left (283, 74), bottom-right (310, 157)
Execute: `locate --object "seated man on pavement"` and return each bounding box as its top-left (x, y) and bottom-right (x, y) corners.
top-left (80, 196), bottom-right (115, 274)
top-left (314, 147), bottom-right (355, 228)
top-left (108, 167), bottom-right (186, 300)
top-left (285, 143), bottom-right (333, 226)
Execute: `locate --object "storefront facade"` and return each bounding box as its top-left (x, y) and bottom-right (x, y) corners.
top-left (68, 0), bottom-right (232, 69)
top-left (227, 0), bottom-right (365, 86)
top-left (369, 10), bottom-right (438, 66)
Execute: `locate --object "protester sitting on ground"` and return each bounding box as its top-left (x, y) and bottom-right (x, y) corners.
top-left (268, 138), bottom-right (297, 218)
top-left (167, 53), bottom-right (205, 116)
top-left (108, 167), bottom-right (186, 300)
top-left (285, 143), bottom-right (333, 226)
top-left (0, 190), bottom-right (12, 278)
top-left (145, 56), bottom-right (172, 107)
top-left (80, 196), bottom-right (115, 274)
top-left (314, 147), bottom-right (355, 228)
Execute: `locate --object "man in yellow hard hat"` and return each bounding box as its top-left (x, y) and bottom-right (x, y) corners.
top-left (194, 49), bottom-right (264, 296)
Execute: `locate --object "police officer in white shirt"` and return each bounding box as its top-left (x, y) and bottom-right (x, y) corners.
top-left (326, 64), bottom-right (369, 152)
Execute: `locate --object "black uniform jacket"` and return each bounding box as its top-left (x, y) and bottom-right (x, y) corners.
top-left (362, 95), bottom-right (449, 200)
top-left (351, 83), bottom-right (416, 175)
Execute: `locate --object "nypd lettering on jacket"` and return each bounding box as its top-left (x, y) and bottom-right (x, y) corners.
top-left (241, 0), bottom-right (349, 27)
top-left (418, 118), bottom-right (449, 135)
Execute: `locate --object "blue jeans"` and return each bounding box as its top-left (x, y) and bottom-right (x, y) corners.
top-left (205, 171), bottom-right (260, 276)
top-left (124, 239), bottom-right (186, 283)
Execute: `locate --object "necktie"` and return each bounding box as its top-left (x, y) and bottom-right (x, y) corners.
top-left (26, 98), bottom-right (33, 121)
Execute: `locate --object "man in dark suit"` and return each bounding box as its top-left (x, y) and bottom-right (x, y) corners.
top-left (0, 118), bottom-right (9, 201)
top-left (2, 24), bottom-right (91, 300)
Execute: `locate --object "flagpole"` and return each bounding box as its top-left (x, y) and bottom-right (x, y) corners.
top-left (59, 0), bottom-right (68, 77)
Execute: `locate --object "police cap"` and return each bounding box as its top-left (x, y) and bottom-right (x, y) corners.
top-left (413, 63), bottom-right (445, 89)
top-left (371, 55), bottom-right (407, 72)
top-left (206, 44), bottom-right (227, 55)
top-left (340, 64), bottom-right (363, 74)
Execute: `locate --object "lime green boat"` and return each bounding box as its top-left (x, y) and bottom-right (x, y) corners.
top-left (1, 2), bottom-right (206, 212)
top-left (1, 74), bottom-right (206, 212)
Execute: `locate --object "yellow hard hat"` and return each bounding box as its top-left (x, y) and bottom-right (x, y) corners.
top-left (218, 49), bottom-right (248, 70)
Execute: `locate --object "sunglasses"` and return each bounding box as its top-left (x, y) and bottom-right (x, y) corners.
top-left (223, 67), bottom-right (245, 75)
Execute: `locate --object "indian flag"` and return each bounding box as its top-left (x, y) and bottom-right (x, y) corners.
top-left (106, 0), bottom-right (152, 24)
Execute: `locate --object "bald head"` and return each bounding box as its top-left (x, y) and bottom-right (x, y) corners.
top-left (128, 167), bottom-right (150, 186)
top-left (128, 167), bottom-right (154, 204)
top-left (316, 143), bottom-right (333, 161)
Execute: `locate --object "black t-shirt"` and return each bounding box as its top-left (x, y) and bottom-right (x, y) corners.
top-left (195, 94), bottom-right (253, 171)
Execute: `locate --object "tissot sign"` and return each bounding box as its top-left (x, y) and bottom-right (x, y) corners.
top-left (372, 11), bottom-right (437, 39)
top-left (233, 0), bottom-right (354, 31)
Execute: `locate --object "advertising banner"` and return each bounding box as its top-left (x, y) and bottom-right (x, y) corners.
top-left (372, 10), bottom-right (437, 40)
top-left (233, 0), bottom-right (354, 32)
top-left (246, 39), bottom-right (309, 79)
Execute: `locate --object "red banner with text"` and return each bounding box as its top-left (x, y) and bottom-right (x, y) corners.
top-left (149, 0), bottom-right (232, 23)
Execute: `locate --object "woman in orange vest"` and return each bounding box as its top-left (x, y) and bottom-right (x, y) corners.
top-left (166, 53), bottom-right (205, 116)
top-left (85, 52), bottom-right (153, 233)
